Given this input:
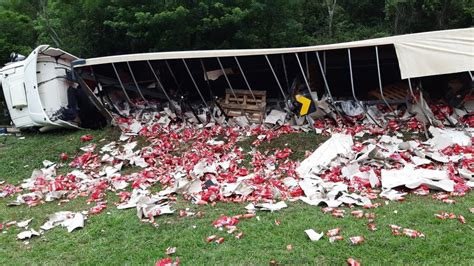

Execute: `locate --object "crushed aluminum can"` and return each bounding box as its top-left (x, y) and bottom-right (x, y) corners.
top-left (155, 257), bottom-right (179, 266)
top-left (326, 228), bottom-right (341, 237)
top-left (450, 192), bottom-right (465, 197)
top-left (364, 213), bottom-right (376, 220)
top-left (274, 219), bottom-right (281, 226)
top-left (196, 200), bottom-right (207, 205)
top-left (351, 210), bottom-right (364, 218)
top-left (434, 214), bottom-right (446, 220)
top-left (432, 193), bottom-right (449, 200)
top-left (59, 152), bottom-right (69, 161)
top-left (332, 209), bottom-right (345, 218)
top-left (363, 203), bottom-right (381, 209)
top-left (413, 186), bottom-right (430, 196)
top-left (347, 258), bottom-right (361, 266)
top-left (242, 213), bottom-right (255, 219)
top-left (6, 221), bottom-right (16, 227)
top-left (166, 247), bottom-right (176, 255)
top-left (349, 236), bottom-right (365, 245)
top-left (367, 223), bottom-right (377, 231)
top-left (206, 235), bottom-right (217, 242)
top-left (389, 224), bottom-right (401, 230)
top-left (442, 199), bottom-right (456, 204)
top-left (322, 207), bottom-right (334, 214)
top-left (402, 228), bottom-right (425, 238)
top-left (391, 229), bottom-right (401, 236)
top-left (329, 235), bottom-right (344, 243)
top-left (227, 227), bottom-right (237, 234)
top-left (235, 232), bottom-right (244, 239)
top-left (89, 202), bottom-right (107, 215)
top-left (458, 215), bottom-right (466, 224)
top-left (215, 237), bottom-right (225, 244)
top-left (80, 134), bottom-right (93, 142)
top-left (212, 216), bottom-right (239, 228)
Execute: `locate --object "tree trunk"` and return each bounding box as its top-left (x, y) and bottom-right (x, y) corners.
top-left (39, 0), bottom-right (62, 47)
top-left (438, 0), bottom-right (448, 29)
top-left (325, 0), bottom-right (337, 38)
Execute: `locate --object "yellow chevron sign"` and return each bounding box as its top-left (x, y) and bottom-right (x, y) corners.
top-left (295, 94), bottom-right (311, 116)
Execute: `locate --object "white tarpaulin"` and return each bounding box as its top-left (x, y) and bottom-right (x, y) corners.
top-left (394, 31), bottom-right (473, 79)
top-left (75, 28), bottom-right (474, 79)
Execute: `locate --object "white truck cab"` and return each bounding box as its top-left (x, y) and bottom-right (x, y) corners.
top-left (0, 45), bottom-right (81, 131)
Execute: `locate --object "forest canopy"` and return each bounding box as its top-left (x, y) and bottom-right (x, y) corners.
top-left (0, 0), bottom-right (472, 62)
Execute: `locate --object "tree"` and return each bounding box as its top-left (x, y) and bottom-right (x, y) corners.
top-left (0, 0), bottom-right (471, 61)
top-left (0, 7), bottom-right (37, 61)
top-left (324, 0), bottom-right (337, 38)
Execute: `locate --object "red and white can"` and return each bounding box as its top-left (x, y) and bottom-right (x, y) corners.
top-left (326, 228), bottom-right (341, 237)
top-left (367, 223), bottom-right (377, 231)
top-left (347, 258), bottom-right (361, 266)
top-left (349, 236), bottom-right (365, 245)
top-left (351, 210), bottom-right (364, 218)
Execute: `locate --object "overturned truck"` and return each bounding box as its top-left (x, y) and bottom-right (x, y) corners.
top-left (71, 28), bottom-right (473, 129)
top-left (1, 28), bottom-right (473, 131)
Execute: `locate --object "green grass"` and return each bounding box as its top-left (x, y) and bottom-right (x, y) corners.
top-left (0, 128), bottom-right (473, 265)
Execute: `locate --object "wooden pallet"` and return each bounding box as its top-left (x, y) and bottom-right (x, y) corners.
top-left (218, 89), bottom-right (266, 123)
top-left (369, 83), bottom-right (409, 105)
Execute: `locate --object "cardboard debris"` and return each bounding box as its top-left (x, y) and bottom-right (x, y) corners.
top-left (137, 201), bottom-right (174, 220)
top-left (410, 156), bottom-right (433, 166)
top-left (304, 229), bottom-right (324, 242)
top-left (459, 168), bottom-right (474, 181)
top-left (264, 110), bottom-right (286, 125)
top-left (426, 126), bottom-right (472, 150)
top-left (299, 178), bottom-right (372, 207)
top-left (66, 213), bottom-right (85, 232)
top-left (297, 134), bottom-right (353, 177)
top-left (16, 219), bottom-right (32, 228)
top-left (381, 166), bottom-right (453, 191)
top-left (17, 229), bottom-right (40, 240)
top-left (245, 201), bottom-right (288, 212)
top-left (380, 189), bottom-right (407, 201)
top-left (41, 211), bottom-right (85, 232)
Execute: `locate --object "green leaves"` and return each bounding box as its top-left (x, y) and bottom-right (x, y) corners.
top-left (0, 0), bottom-right (471, 62)
top-left (0, 7), bottom-right (36, 61)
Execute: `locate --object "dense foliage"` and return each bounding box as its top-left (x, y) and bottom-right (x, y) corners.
top-left (0, 0), bottom-right (472, 61)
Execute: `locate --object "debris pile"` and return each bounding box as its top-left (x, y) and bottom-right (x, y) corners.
top-left (1, 97), bottom-right (473, 264)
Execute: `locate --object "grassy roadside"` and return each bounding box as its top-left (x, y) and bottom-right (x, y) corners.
top-left (0, 129), bottom-right (473, 265)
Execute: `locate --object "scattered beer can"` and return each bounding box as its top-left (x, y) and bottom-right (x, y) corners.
top-left (349, 236), bottom-right (365, 245)
top-left (347, 258), bottom-right (361, 266)
top-left (326, 228), bottom-right (341, 237)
